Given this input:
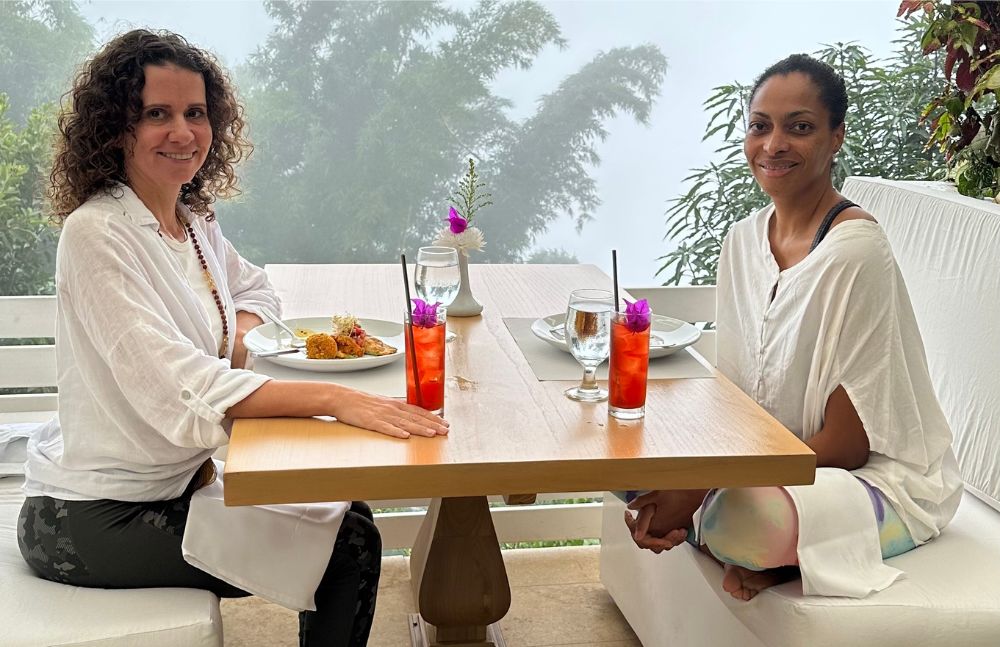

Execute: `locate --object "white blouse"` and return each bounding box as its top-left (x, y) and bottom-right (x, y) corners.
top-left (715, 204), bottom-right (963, 597)
top-left (24, 185), bottom-right (280, 502)
top-left (160, 231), bottom-right (224, 352)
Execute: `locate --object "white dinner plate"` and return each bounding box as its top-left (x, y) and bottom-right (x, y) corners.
top-left (244, 317), bottom-right (405, 372)
top-left (530, 313), bottom-right (701, 359)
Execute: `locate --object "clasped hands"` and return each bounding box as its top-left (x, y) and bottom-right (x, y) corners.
top-left (623, 488), bottom-right (708, 554)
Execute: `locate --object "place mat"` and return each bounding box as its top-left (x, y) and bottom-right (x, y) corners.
top-left (251, 355), bottom-right (406, 398)
top-left (502, 317), bottom-right (714, 382)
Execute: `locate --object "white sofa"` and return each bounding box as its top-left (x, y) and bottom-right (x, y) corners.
top-left (0, 296), bottom-right (223, 647)
top-left (600, 178), bottom-right (1000, 646)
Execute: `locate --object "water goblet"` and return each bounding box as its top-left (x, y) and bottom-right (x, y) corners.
top-left (563, 288), bottom-right (613, 402)
top-left (414, 246), bottom-right (460, 342)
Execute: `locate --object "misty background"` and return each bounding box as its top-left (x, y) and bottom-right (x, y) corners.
top-left (7, 0), bottom-right (905, 287)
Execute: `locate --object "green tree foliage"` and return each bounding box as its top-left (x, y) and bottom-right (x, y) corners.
top-left (0, 94), bottom-right (58, 295)
top-left (224, 0), bottom-right (667, 264)
top-left (524, 247), bottom-right (579, 264)
top-left (0, 1), bottom-right (94, 124)
top-left (0, 1), bottom-right (93, 295)
top-left (657, 19), bottom-right (946, 286)
top-left (899, 0), bottom-right (1000, 198)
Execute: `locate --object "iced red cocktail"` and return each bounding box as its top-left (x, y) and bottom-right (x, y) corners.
top-left (608, 310), bottom-right (650, 419)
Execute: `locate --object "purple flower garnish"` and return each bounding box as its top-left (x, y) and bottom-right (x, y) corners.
top-left (447, 206), bottom-right (468, 234)
top-left (411, 298), bottom-right (442, 328)
top-left (623, 298), bottom-right (651, 333)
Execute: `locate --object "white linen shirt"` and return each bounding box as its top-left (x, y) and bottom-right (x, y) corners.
top-left (24, 185), bottom-right (279, 502)
top-left (715, 204), bottom-right (963, 597)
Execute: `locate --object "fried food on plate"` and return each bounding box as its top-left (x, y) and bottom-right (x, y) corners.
top-left (363, 336), bottom-right (397, 356)
top-left (305, 333), bottom-right (339, 359)
top-left (334, 334), bottom-right (364, 359)
top-left (302, 317), bottom-right (397, 360)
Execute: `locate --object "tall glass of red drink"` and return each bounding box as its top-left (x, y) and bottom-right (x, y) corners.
top-left (405, 306), bottom-right (446, 415)
top-left (608, 309), bottom-right (651, 420)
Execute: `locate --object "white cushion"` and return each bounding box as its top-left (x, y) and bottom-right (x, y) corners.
top-left (601, 492), bottom-right (1000, 647)
top-left (0, 477), bottom-right (222, 647)
top-left (843, 178), bottom-right (1000, 511)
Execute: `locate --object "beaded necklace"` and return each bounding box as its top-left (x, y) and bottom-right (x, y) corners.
top-left (185, 221), bottom-right (230, 358)
top-left (158, 215), bottom-right (229, 358)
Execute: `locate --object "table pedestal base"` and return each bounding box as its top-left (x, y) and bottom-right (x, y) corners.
top-left (408, 614), bottom-right (507, 647)
top-left (408, 496), bottom-right (511, 646)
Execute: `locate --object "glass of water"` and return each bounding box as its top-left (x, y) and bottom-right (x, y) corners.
top-left (414, 246), bottom-right (460, 341)
top-left (563, 288), bottom-right (613, 402)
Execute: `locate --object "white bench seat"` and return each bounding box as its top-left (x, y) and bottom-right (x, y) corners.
top-left (601, 492), bottom-right (1000, 646)
top-left (1, 294), bottom-right (224, 646)
top-left (0, 476), bottom-right (223, 647)
top-left (601, 178), bottom-right (1000, 645)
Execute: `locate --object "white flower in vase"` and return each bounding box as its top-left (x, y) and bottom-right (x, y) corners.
top-left (433, 207), bottom-right (485, 255)
top-left (433, 158), bottom-right (492, 316)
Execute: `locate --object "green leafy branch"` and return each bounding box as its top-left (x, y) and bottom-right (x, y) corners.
top-left (451, 157), bottom-right (493, 224)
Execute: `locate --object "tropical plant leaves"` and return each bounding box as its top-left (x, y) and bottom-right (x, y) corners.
top-left (657, 17), bottom-right (947, 286)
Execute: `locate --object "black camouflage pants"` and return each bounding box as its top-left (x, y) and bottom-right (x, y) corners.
top-left (17, 493), bottom-right (380, 647)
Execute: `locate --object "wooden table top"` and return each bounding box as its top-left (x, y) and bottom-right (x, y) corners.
top-left (224, 264), bottom-right (815, 505)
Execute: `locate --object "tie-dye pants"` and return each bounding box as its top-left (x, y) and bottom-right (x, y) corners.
top-left (693, 478), bottom-right (916, 571)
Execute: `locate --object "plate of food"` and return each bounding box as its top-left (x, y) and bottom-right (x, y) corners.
top-left (244, 315), bottom-right (405, 372)
top-left (529, 313), bottom-right (701, 359)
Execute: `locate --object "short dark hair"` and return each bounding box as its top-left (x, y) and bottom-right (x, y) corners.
top-left (748, 54), bottom-right (848, 129)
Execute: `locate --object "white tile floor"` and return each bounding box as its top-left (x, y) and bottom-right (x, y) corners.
top-left (221, 546), bottom-right (641, 647)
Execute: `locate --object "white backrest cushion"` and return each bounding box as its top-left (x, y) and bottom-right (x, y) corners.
top-left (842, 178), bottom-right (1000, 511)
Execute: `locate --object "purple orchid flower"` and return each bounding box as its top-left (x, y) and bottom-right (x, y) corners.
top-left (447, 206), bottom-right (468, 234)
top-left (411, 298), bottom-right (442, 328)
top-left (623, 298), bottom-right (651, 333)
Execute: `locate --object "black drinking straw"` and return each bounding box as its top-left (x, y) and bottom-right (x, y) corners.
top-left (612, 249), bottom-right (620, 312)
top-left (400, 254), bottom-right (423, 407)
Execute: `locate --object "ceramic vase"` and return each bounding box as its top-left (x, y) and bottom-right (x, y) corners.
top-left (448, 252), bottom-right (483, 316)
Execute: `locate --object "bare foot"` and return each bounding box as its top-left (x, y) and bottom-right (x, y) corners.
top-left (721, 564), bottom-right (799, 601)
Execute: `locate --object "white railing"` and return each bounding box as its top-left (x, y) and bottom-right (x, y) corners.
top-left (372, 493), bottom-right (604, 550)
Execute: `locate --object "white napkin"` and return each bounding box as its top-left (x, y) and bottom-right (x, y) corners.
top-left (0, 422), bottom-right (45, 476)
top-left (181, 460), bottom-right (349, 611)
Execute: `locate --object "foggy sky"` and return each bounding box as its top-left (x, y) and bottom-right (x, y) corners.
top-left (79, 0), bottom-right (903, 286)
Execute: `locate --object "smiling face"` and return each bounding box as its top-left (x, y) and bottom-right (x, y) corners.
top-left (123, 63), bottom-right (212, 196)
top-left (744, 72), bottom-right (844, 200)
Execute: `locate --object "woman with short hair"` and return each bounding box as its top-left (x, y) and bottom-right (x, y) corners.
top-left (625, 54), bottom-right (962, 601)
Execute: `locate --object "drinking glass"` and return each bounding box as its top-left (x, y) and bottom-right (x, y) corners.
top-left (414, 246), bottom-right (460, 342)
top-left (563, 289), bottom-right (613, 402)
top-left (404, 306), bottom-right (447, 415)
top-left (608, 310), bottom-right (651, 419)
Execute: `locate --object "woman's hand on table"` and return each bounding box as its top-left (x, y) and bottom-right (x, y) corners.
top-left (227, 381), bottom-right (448, 439)
top-left (329, 390), bottom-right (449, 440)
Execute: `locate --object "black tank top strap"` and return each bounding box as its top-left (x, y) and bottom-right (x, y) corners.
top-left (808, 199), bottom-right (857, 253)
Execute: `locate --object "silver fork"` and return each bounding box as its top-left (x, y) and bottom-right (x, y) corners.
top-left (263, 311), bottom-right (306, 349)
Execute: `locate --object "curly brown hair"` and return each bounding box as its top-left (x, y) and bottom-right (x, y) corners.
top-left (48, 29), bottom-right (251, 222)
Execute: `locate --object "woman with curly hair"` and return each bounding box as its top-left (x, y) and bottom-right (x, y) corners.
top-left (18, 30), bottom-right (447, 646)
